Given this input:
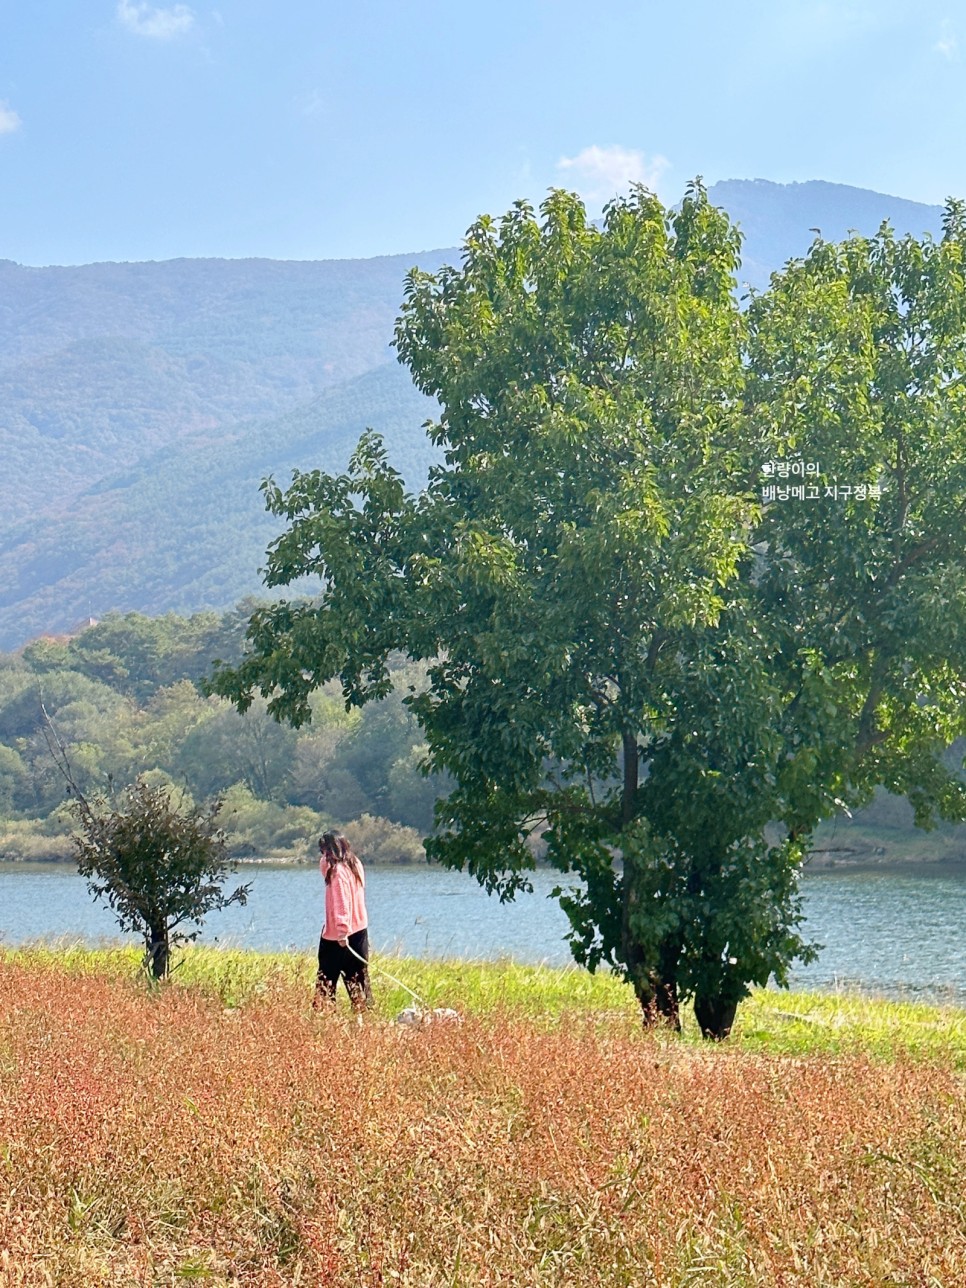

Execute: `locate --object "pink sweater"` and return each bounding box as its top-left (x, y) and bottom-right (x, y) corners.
top-left (320, 857), bottom-right (368, 941)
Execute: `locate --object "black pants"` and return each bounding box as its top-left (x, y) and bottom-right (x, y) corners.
top-left (316, 927), bottom-right (373, 1010)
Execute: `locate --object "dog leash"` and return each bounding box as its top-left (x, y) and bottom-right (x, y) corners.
top-left (344, 939), bottom-right (428, 1009)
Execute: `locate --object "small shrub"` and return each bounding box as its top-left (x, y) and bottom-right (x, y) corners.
top-left (0, 816), bottom-right (73, 861)
top-left (219, 782), bottom-right (329, 858)
top-left (73, 777), bottom-right (250, 978)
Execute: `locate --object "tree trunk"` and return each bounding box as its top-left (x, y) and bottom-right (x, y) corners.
top-left (685, 853), bottom-right (739, 1039)
top-left (620, 870), bottom-right (680, 1030)
top-left (693, 990), bottom-right (738, 1041)
top-left (621, 731), bottom-right (638, 830)
top-left (626, 935), bottom-right (681, 1031)
top-left (651, 941), bottom-right (681, 1029)
top-left (146, 925), bottom-right (169, 980)
top-left (619, 729), bottom-right (681, 1030)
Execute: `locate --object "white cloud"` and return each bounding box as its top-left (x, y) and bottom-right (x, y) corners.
top-left (935, 19), bottom-right (959, 60)
top-left (556, 145), bottom-right (670, 206)
top-left (0, 102), bottom-right (21, 135)
top-left (116, 0), bottom-right (196, 40)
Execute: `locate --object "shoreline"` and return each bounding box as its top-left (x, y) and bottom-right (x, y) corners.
top-left (3, 939), bottom-right (966, 1029)
top-left (3, 850), bottom-right (966, 870)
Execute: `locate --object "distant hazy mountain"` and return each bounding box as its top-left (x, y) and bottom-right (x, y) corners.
top-left (0, 252), bottom-right (448, 646)
top-left (708, 178), bottom-right (943, 291)
top-left (0, 180), bottom-right (947, 648)
top-left (0, 252), bottom-right (451, 526)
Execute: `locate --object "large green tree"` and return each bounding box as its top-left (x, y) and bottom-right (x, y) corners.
top-left (746, 208), bottom-right (966, 864)
top-left (212, 184), bottom-right (782, 1031)
top-left (626, 203), bottom-right (966, 1034)
top-left (211, 186), bottom-right (966, 1037)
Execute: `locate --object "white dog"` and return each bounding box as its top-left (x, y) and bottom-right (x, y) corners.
top-left (395, 1006), bottom-right (463, 1026)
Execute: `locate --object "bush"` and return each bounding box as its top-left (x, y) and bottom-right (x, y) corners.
top-left (0, 816), bottom-right (73, 862)
top-left (219, 783), bottom-right (329, 859)
top-left (73, 777), bottom-right (250, 978)
top-left (343, 812), bottom-right (426, 864)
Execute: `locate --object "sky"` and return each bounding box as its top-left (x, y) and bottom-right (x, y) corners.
top-left (1, 1), bottom-right (965, 266)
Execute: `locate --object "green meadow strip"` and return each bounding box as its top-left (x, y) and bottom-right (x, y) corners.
top-left (3, 942), bottom-right (966, 1064)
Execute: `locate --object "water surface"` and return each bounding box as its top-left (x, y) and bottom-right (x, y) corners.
top-left (2, 860), bottom-right (965, 1002)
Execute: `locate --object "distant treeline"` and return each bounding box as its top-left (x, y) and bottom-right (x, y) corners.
top-left (1, 605), bottom-right (961, 868)
top-left (0, 605), bottom-right (443, 863)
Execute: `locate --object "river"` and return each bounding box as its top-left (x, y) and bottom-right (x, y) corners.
top-left (2, 861), bottom-right (965, 1002)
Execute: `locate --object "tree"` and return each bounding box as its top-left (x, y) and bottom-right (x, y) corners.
top-left (2, 673), bottom-right (135, 816)
top-left (747, 207), bottom-right (966, 823)
top-left (212, 184), bottom-right (779, 1031)
top-left (71, 776), bottom-right (250, 978)
top-left (174, 696), bottom-right (297, 801)
top-left (211, 186), bottom-right (966, 1038)
top-left (743, 207), bottom-right (966, 894)
top-left (614, 202), bottom-right (966, 1034)
top-left (65, 609), bottom-right (240, 701)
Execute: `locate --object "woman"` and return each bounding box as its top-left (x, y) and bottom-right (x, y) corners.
top-left (314, 831), bottom-right (373, 1013)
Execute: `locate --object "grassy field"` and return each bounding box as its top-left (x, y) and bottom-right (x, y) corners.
top-left (1, 945), bottom-right (965, 1285)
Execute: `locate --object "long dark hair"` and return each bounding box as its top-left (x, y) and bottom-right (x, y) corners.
top-left (320, 832), bottom-right (362, 884)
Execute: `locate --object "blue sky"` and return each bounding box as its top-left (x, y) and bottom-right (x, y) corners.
top-left (1, 1), bottom-right (964, 265)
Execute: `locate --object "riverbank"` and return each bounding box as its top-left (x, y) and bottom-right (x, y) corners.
top-left (5, 823), bottom-right (965, 868)
top-left (806, 818), bottom-right (966, 866)
top-left (2, 947), bottom-right (964, 1286)
top-left (5, 844), bottom-right (966, 868)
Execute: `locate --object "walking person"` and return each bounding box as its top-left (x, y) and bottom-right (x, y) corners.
top-left (314, 831), bottom-right (373, 1013)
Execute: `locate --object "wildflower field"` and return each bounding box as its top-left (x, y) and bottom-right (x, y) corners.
top-left (1, 947), bottom-right (964, 1286)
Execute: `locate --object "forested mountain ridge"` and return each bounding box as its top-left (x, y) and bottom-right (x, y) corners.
top-left (714, 179), bottom-right (943, 291)
top-left (0, 364), bottom-right (437, 641)
top-left (0, 250), bottom-right (452, 519)
top-left (0, 180), bottom-right (946, 649)
top-left (0, 250), bottom-right (446, 646)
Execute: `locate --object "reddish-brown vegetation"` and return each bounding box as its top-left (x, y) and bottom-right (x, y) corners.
top-left (0, 959), bottom-right (964, 1285)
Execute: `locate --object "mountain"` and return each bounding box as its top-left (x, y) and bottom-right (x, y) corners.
top-left (0, 252), bottom-right (452, 525)
top-left (710, 179), bottom-right (944, 292)
top-left (0, 252), bottom-right (448, 646)
top-left (0, 363), bottom-right (437, 637)
top-left (0, 181), bottom-right (948, 648)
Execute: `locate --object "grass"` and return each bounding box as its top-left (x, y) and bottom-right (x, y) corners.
top-left (1, 944), bottom-right (965, 1285)
top-left (8, 940), bottom-right (966, 1064)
